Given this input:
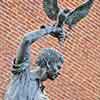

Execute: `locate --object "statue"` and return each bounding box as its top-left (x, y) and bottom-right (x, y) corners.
top-left (4, 0), bottom-right (93, 100)
top-left (4, 26), bottom-right (64, 100)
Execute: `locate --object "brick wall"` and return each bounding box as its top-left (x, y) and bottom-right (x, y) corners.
top-left (0, 0), bottom-right (100, 100)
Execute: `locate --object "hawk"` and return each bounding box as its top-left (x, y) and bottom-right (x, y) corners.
top-left (43, 0), bottom-right (94, 29)
top-left (43, 0), bottom-right (94, 44)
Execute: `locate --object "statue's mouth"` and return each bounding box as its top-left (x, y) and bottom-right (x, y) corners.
top-left (48, 72), bottom-right (60, 80)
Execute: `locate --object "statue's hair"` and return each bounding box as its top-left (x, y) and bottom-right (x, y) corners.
top-left (35, 48), bottom-right (64, 68)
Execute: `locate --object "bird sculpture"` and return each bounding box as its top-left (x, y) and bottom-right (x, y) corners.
top-left (43, 0), bottom-right (94, 44)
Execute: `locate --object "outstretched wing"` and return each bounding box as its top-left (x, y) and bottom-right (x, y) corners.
top-left (65, 0), bottom-right (94, 28)
top-left (43, 0), bottom-right (59, 20)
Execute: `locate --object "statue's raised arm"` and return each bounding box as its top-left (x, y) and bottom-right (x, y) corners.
top-left (4, 25), bottom-right (64, 100)
top-left (12, 26), bottom-right (62, 74)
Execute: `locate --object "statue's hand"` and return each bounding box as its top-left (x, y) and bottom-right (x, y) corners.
top-left (40, 25), bottom-right (65, 45)
top-left (40, 25), bottom-right (61, 34)
top-left (50, 27), bottom-right (65, 45)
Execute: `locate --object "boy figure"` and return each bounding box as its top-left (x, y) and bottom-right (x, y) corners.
top-left (4, 25), bottom-right (64, 100)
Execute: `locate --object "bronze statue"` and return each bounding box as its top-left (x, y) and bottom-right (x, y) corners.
top-left (4, 26), bottom-right (64, 100)
top-left (4, 0), bottom-right (93, 100)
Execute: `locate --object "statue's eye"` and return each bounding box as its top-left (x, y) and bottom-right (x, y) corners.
top-left (58, 65), bottom-right (61, 69)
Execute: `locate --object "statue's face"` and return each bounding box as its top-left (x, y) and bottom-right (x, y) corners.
top-left (47, 62), bottom-right (62, 80)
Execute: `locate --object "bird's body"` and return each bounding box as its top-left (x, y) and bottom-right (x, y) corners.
top-left (44, 0), bottom-right (94, 28)
top-left (43, 0), bottom-right (94, 44)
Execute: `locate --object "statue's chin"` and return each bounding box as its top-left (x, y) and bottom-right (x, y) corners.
top-left (40, 73), bottom-right (58, 81)
top-left (40, 73), bottom-right (59, 81)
